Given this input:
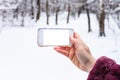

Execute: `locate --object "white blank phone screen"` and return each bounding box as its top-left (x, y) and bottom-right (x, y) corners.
top-left (43, 29), bottom-right (70, 46)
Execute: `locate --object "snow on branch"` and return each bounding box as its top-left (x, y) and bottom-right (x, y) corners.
top-left (0, 0), bottom-right (22, 9)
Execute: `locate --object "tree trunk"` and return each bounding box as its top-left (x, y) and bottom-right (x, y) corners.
top-left (86, 8), bottom-right (91, 32)
top-left (21, 11), bottom-right (24, 27)
top-left (21, 0), bottom-right (27, 27)
top-left (2, 10), bottom-right (6, 22)
top-left (31, 0), bottom-right (34, 19)
top-left (13, 7), bottom-right (19, 20)
top-left (46, 0), bottom-right (49, 25)
top-left (55, 0), bottom-right (59, 25)
top-left (117, 12), bottom-right (119, 20)
top-left (36, 0), bottom-right (41, 22)
top-left (78, 7), bottom-right (81, 18)
top-left (67, 3), bottom-right (71, 24)
top-left (99, 4), bottom-right (106, 37)
top-left (55, 7), bottom-right (59, 25)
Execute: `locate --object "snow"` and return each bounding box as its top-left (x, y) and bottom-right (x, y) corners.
top-left (0, 0), bottom-right (22, 9)
top-left (0, 13), bottom-right (120, 80)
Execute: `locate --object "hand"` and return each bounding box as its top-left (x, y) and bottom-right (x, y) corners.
top-left (54, 32), bottom-right (96, 72)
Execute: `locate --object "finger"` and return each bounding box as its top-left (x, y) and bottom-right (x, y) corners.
top-left (69, 47), bottom-right (75, 60)
top-left (70, 32), bottom-right (87, 49)
top-left (74, 32), bottom-right (81, 40)
top-left (70, 35), bottom-right (77, 44)
top-left (54, 46), bottom-right (70, 51)
top-left (70, 35), bottom-right (80, 48)
top-left (74, 32), bottom-right (85, 44)
top-left (73, 33), bottom-right (90, 53)
top-left (54, 48), bottom-right (69, 57)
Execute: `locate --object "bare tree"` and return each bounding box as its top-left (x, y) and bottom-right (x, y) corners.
top-left (13, 7), bottom-right (19, 20)
top-left (36, 0), bottom-right (41, 21)
top-left (31, 0), bottom-right (34, 19)
top-left (55, 0), bottom-right (59, 25)
top-left (67, 3), bottom-right (71, 24)
top-left (21, 0), bottom-right (27, 26)
top-left (2, 10), bottom-right (6, 22)
top-left (99, 0), bottom-right (106, 37)
top-left (78, 6), bottom-right (82, 17)
top-left (85, 3), bottom-right (91, 32)
top-left (46, 0), bottom-right (49, 25)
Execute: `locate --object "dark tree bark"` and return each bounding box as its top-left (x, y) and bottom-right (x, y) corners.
top-left (86, 8), bottom-right (91, 32)
top-left (31, 0), bottom-right (34, 19)
top-left (117, 12), bottom-right (119, 20)
top-left (78, 7), bottom-right (81, 18)
top-left (21, 11), bottom-right (25, 27)
top-left (21, 0), bottom-right (27, 27)
top-left (36, 0), bottom-right (41, 22)
top-left (55, 7), bottom-right (59, 25)
top-left (2, 10), bottom-right (6, 22)
top-left (13, 7), bottom-right (19, 20)
top-left (46, 0), bottom-right (49, 25)
top-left (99, 4), bottom-right (106, 37)
top-left (67, 3), bottom-right (71, 24)
top-left (55, 0), bottom-right (59, 25)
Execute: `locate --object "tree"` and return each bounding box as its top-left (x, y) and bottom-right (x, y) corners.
top-left (99, 0), bottom-right (106, 37)
top-left (13, 7), bottom-right (19, 20)
top-left (78, 6), bottom-right (82, 18)
top-left (31, 0), bottom-right (34, 19)
top-left (20, 0), bottom-right (27, 26)
top-left (2, 10), bottom-right (6, 22)
top-left (67, 3), bottom-right (71, 24)
top-left (85, 3), bottom-right (91, 32)
top-left (55, 0), bottom-right (59, 25)
top-left (46, 0), bottom-right (49, 25)
top-left (76, 0), bottom-right (92, 32)
top-left (36, 0), bottom-right (41, 21)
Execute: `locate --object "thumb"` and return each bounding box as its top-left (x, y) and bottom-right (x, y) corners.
top-left (70, 35), bottom-right (79, 48)
top-left (70, 35), bottom-right (77, 44)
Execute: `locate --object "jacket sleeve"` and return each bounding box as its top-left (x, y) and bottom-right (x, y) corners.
top-left (87, 56), bottom-right (120, 80)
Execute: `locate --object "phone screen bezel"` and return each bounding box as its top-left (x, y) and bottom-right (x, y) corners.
top-left (37, 28), bottom-right (74, 47)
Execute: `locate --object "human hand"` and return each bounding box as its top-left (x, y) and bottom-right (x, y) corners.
top-left (54, 32), bottom-right (96, 72)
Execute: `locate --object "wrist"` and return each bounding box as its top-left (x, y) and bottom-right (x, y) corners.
top-left (86, 57), bottom-right (96, 72)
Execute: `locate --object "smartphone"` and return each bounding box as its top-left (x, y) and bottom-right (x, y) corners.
top-left (37, 28), bottom-right (74, 47)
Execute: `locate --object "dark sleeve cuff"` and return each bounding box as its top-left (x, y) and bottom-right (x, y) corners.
top-left (87, 56), bottom-right (116, 80)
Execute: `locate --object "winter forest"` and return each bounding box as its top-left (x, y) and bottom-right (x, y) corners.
top-left (0, 0), bottom-right (120, 80)
top-left (0, 0), bottom-right (120, 36)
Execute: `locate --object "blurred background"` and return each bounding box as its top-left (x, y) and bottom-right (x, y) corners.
top-left (0, 0), bottom-right (120, 80)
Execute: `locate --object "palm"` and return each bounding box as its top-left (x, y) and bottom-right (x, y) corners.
top-left (54, 46), bottom-right (87, 71)
top-left (54, 32), bottom-right (95, 72)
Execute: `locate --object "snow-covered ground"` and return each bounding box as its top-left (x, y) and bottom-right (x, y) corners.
top-left (0, 13), bottom-right (120, 80)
